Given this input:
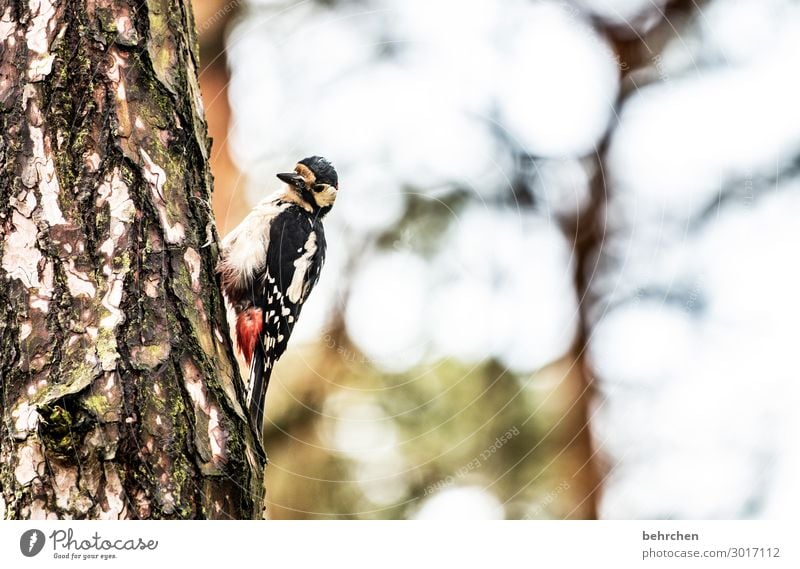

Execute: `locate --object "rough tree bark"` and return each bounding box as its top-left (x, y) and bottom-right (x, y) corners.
top-left (0, 0), bottom-right (265, 519)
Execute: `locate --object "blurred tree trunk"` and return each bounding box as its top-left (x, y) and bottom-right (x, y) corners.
top-left (192, 0), bottom-right (249, 236)
top-left (0, 0), bottom-right (264, 519)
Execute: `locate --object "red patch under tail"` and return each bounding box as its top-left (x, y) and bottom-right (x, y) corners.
top-left (236, 308), bottom-right (263, 366)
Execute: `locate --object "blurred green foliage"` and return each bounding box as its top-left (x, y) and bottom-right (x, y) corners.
top-left (263, 347), bottom-right (594, 519)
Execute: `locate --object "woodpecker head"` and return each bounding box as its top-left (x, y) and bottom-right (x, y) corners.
top-left (277, 156), bottom-right (338, 216)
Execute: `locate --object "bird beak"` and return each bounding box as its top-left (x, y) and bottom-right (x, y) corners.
top-left (277, 172), bottom-right (304, 186)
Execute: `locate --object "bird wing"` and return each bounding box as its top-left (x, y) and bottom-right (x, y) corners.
top-left (246, 207), bottom-right (326, 431)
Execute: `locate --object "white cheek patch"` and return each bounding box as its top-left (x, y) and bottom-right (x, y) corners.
top-left (314, 185), bottom-right (337, 208)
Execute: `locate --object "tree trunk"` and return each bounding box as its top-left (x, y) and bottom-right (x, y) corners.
top-left (0, 0), bottom-right (265, 519)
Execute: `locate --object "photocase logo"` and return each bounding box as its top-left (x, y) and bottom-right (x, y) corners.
top-left (20, 529), bottom-right (46, 557)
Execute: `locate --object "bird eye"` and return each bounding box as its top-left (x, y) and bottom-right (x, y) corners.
top-left (314, 184), bottom-right (326, 192)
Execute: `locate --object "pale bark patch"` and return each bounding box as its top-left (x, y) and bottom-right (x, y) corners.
top-left (144, 275), bottom-right (160, 298)
top-left (99, 277), bottom-right (125, 331)
top-left (85, 152), bottom-right (101, 172)
top-left (26, 121), bottom-right (66, 225)
top-left (11, 402), bottom-right (40, 437)
top-left (20, 321), bottom-right (33, 341)
top-left (2, 211), bottom-right (43, 288)
top-left (115, 15), bottom-right (138, 45)
top-left (14, 442), bottom-right (44, 485)
top-left (140, 148), bottom-right (185, 244)
top-left (99, 463), bottom-right (126, 519)
top-left (183, 247), bottom-right (202, 293)
top-left (109, 48), bottom-right (132, 136)
top-left (97, 168), bottom-right (136, 224)
top-left (90, 169), bottom-right (133, 342)
top-left (208, 407), bottom-right (226, 463)
top-left (64, 259), bottom-right (96, 298)
top-left (11, 188), bottom-right (37, 216)
top-left (183, 358), bottom-right (207, 408)
top-left (182, 358), bottom-right (228, 465)
top-left (0, 7), bottom-right (15, 42)
top-left (25, 0), bottom-right (57, 80)
top-left (52, 465), bottom-right (78, 510)
top-left (29, 261), bottom-right (54, 313)
top-left (29, 499), bottom-right (57, 520)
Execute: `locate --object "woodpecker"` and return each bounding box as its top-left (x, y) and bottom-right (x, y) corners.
top-left (218, 156), bottom-right (338, 437)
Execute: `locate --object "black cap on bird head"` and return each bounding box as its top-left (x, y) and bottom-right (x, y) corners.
top-left (300, 156), bottom-right (338, 187)
top-left (277, 156), bottom-right (338, 188)
top-left (276, 156), bottom-right (339, 214)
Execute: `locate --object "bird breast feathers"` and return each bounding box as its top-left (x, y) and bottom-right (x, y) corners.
top-left (220, 195), bottom-right (289, 290)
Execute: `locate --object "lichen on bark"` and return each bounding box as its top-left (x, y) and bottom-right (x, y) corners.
top-left (0, 0), bottom-right (265, 519)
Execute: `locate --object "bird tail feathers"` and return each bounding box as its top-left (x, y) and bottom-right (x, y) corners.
top-left (247, 343), bottom-right (273, 438)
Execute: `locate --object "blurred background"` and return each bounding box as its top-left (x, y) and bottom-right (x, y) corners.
top-left (192, 0), bottom-right (799, 519)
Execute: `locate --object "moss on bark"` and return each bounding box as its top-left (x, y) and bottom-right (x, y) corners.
top-left (0, 0), bottom-right (264, 520)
